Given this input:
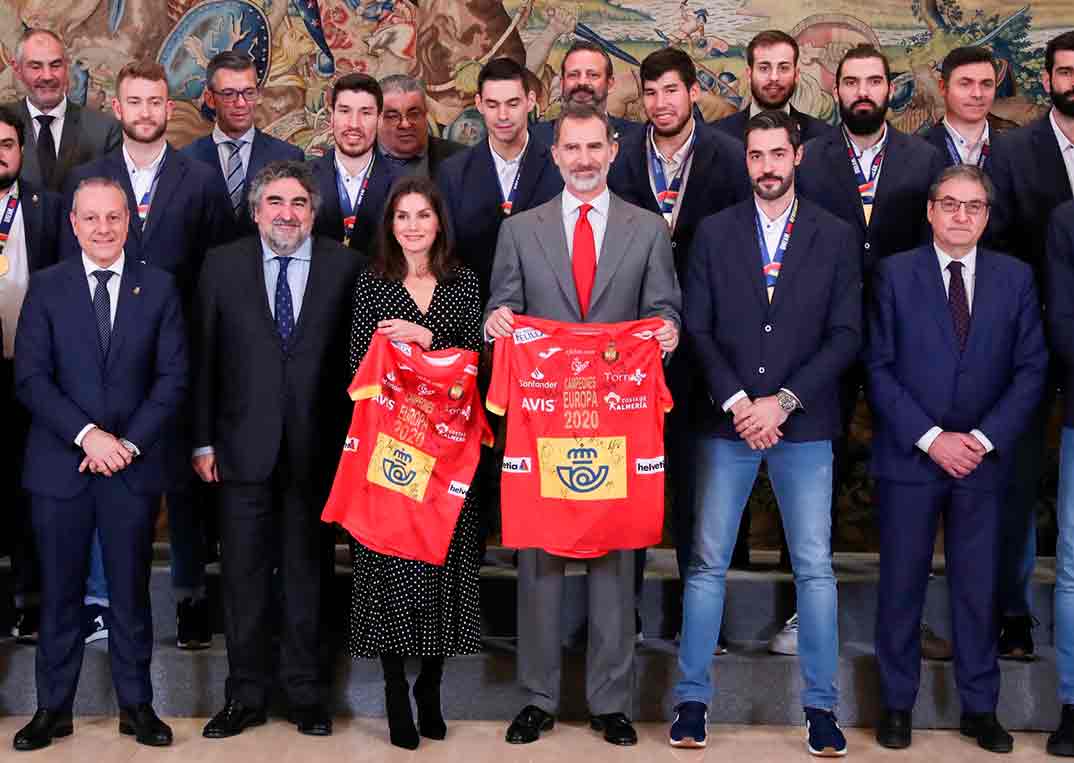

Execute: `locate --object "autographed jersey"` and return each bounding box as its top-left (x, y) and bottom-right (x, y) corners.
top-left (486, 315), bottom-right (672, 558)
top-left (322, 333), bottom-right (492, 565)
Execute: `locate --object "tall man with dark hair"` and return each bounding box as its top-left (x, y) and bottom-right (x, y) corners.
top-left (377, 75), bottom-right (464, 178)
top-left (182, 51), bottom-right (303, 242)
top-left (923, 47), bottom-right (1000, 170)
top-left (712, 30), bottom-right (829, 143)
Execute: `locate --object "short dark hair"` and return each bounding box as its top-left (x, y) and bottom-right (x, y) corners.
top-left (940, 46), bottom-right (996, 81)
top-left (929, 164), bottom-right (995, 206)
top-left (561, 40), bottom-right (614, 80)
top-left (116, 59), bottom-right (168, 93)
top-left (374, 175), bottom-right (458, 282)
top-left (1046, 31), bottom-right (1074, 76)
top-left (71, 177), bottom-right (127, 213)
top-left (554, 101), bottom-right (614, 145)
top-left (835, 44), bottom-right (891, 83)
top-left (746, 30), bottom-right (799, 68)
top-left (0, 105), bottom-right (25, 147)
top-left (744, 110), bottom-right (802, 150)
top-left (640, 47), bottom-right (697, 89)
top-left (477, 57), bottom-right (529, 96)
top-left (247, 160), bottom-right (322, 217)
top-left (331, 73), bottom-right (383, 112)
top-left (206, 50), bottom-right (257, 91)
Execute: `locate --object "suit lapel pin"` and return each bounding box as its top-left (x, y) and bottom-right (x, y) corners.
top-left (133, 286), bottom-right (141, 295)
top-left (31, 194), bottom-right (39, 203)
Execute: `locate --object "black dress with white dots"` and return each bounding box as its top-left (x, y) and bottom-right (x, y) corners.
top-left (344, 265), bottom-right (484, 658)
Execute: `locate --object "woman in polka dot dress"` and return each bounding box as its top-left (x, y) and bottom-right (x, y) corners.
top-left (344, 176), bottom-right (484, 750)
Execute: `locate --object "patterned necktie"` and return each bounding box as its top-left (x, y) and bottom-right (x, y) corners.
top-left (35, 115), bottom-right (57, 187)
top-left (572, 203), bottom-right (596, 317)
top-left (274, 256), bottom-right (295, 347)
top-left (225, 140), bottom-right (245, 214)
top-left (92, 270), bottom-right (114, 355)
top-left (947, 261), bottom-right (970, 352)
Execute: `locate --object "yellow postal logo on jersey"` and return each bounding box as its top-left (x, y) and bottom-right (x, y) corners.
top-left (537, 437), bottom-right (627, 501)
top-left (367, 432), bottom-right (436, 502)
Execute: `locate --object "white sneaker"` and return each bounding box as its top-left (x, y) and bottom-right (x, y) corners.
top-left (769, 613), bottom-right (798, 655)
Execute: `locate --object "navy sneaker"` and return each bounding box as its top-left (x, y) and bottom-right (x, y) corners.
top-left (805, 707), bottom-right (847, 757)
top-left (669, 701), bottom-right (707, 748)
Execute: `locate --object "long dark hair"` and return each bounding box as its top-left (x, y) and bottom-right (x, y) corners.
top-left (373, 175), bottom-right (458, 282)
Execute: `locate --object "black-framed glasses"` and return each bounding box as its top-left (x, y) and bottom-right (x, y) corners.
top-left (382, 108), bottom-right (425, 126)
top-left (210, 88), bottom-right (260, 104)
top-left (932, 196), bottom-right (989, 216)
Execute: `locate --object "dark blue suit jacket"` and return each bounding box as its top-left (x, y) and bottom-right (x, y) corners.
top-left (712, 106), bottom-right (831, 145)
top-left (15, 258), bottom-right (187, 498)
top-left (437, 129), bottom-right (563, 297)
top-left (608, 119), bottom-right (750, 276)
top-left (181, 129), bottom-right (304, 242)
top-left (18, 179), bottom-right (63, 273)
top-left (1046, 200), bottom-right (1074, 426)
top-left (685, 197), bottom-right (862, 440)
top-left (309, 147), bottom-right (400, 257)
top-left (531, 114), bottom-right (640, 148)
top-left (866, 245), bottom-right (1047, 488)
top-left (797, 125), bottom-right (945, 275)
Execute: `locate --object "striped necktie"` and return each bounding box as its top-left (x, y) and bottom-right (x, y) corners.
top-left (225, 140), bottom-right (245, 214)
top-left (92, 270), bottom-right (114, 355)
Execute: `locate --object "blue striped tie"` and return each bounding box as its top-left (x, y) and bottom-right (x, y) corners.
top-left (274, 256), bottom-right (295, 348)
top-left (225, 140), bottom-right (245, 213)
top-left (92, 270), bottom-right (114, 355)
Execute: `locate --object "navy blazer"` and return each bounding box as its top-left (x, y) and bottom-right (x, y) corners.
top-left (181, 129), bottom-right (304, 243)
top-left (62, 145), bottom-right (232, 303)
top-left (18, 179), bottom-right (63, 273)
top-left (531, 114), bottom-right (640, 148)
top-left (310, 148), bottom-right (400, 257)
top-left (866, 245), bottom-right (1047, 489)
top-left (712, 106), bottom-right (831, 144)
top-left (1046, 201), bottom-right (1074, 425)
top-left (685, 197), bottom-right (862, 440)
top-left (797, 125), bottom-right (946, 275)
top-left (14, 258), bottom-right (187, 499)
top-left (437, 129), bottom-right (564, 297)
top-left (608, 119), bottom-right (750, 275)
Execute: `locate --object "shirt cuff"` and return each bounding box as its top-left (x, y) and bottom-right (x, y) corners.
top-left (74, 424), bottom-right (97, 448)
top-left (722, 390), bottom-right (748, 413)
top-left (970, 429), bottom-right (995, 454)
top-left (192, 446), bottom-right (215, 458)
top-left (779, 387), bottom-right (803, 411)
top-left (916, 426), bottom-right (943, 454)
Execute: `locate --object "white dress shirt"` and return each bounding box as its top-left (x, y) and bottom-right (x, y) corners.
top-left (122, 141), bottom-right (168, 208)
top-left (213, 124), bottom-right (255, 179)
top-left (915, 245), bottom-right (994, 455)
top-left (74, 251), bottom-right (125, 447)
top-left (1051, 109), bottom-right (1074, 197)
top-left (561, 186), bottom-right (610, 261)
top-left (646, 119), bottom-right (697, 232)
top-left (943, 118), bottom-right (990, 166)
top-left (490, 133), bottom-right (528, 202)
top-left (335, 150), bottom-right (374, 210)
top-left (0, 182), bottom-right (29, 359)
top-left (847, 123), bottom-right (888, 189)
top-left (26, 96), bottom-right (66, 155)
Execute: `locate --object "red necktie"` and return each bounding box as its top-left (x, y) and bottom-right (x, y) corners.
top-left (572, 203), bottom-right (596, 317)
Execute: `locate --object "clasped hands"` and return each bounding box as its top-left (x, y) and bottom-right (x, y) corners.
top-left (79, 428), bottom-right (133, 476)
top-left (731, 396), bottom-right (789, 450)
top-left (927, 431), bottom-right (987, 479)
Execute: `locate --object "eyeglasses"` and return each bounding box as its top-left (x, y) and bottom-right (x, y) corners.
top-left (382, 109), bottom-right (426, 126)
top-left (932, 196), bottom-right (989, 216)
top-left (210, 88), bottom-right (260, 104)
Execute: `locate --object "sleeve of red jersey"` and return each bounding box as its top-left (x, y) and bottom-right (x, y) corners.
top-left (485, 336), bottom-right (511, 417)
top-left (348, 332), bottom-right (390, 401)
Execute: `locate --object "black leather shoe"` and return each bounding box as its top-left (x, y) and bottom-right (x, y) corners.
top-left (876, 709), bottom-right (912, 749)
top-left (118, 705), bottom-right (172, 747)
top-left (961, 712), bottom-right (1014, 753)
top-left (505, 705), bottom-right (554, 744)
top-left (290, 705), bottom-right (332, 736)
top-left (1049, 704), bottom-right (1074, 757)
top-left (13, 709), bottom-right (73, 751)
top-left (590, 713), bottom-right (638, 746)
top-left (998, 615), bottom-right (1036, 661)
top-left (202, 699), bottom-right (267, 739)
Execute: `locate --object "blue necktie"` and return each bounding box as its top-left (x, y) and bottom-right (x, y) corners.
top-left (92, 270), bottom-right (114, 355)
top-left (274, 256), bottom-right (295, 347)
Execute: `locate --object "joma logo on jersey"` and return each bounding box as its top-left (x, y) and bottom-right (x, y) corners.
top-left (502, 456), bottom-right (532, 473)
top-left (513, 327), bottom-right (547, 345)
top-left (537, 437), bottom-right (627, 501)
top-left (343, 436), bottom-right (359, 452)
top-left (521, 397), bottom-right (555, 413)
top-left (538, 346), bottom-right (562, 359)
top-left (367, 433), bottom-right (435, 502)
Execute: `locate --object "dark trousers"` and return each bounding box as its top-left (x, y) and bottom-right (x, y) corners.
top-left (667, 356), bottom-right (700, 582)
top-left (875, 478), bottom-right (1001, 714)
top-left (32, 478), bottom-right (157, 712)
top-left (218, 457), bottom-right (323, 709)
top-left (2, 358), bottom-right (38, 608)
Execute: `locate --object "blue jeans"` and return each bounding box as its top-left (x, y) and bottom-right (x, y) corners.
top-left (675, 437), bottom-right (839, 710)
top-left (1056, 428), bottom-right (1074, 703)
top-left (84, 531), bottom-right (109, 607)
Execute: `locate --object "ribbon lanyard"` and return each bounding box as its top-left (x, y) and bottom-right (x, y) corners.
top-left (649, 125), bottom-right (695, 228)
top-left (843, 126), bottom-right (885, 207)
top-left (943, 129), bottom-right (989, 169)
top-left (0, 187), bottom-right (20, 276)
top-left (500, 142), bottom-right (529, 216)
top-left (756, 196), bottom-right (799, 298)
top-left (136, 156), bottom-right (166, 228)
top-left (336, 153), bottom-right (374, 248)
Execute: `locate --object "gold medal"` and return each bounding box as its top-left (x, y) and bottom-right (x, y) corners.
top-left (0, 254), bottom-right (8, 277)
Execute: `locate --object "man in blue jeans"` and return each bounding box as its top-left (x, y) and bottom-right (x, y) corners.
top-left (671, 110), bottom-right (861, 755)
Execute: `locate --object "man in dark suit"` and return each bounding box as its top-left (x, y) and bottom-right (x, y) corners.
top-left (310, 73), bottom-right (399, 257)
top-left (181, 51), bottom-right (304, 243)
top-left (13, 177), bottom-right (186, 750)
top-left (867, 165), bottom-right (1047, 753)
top-left (0, 105), bottom-right (63, 645)
top-left (485, 103), bottom-right (680, 748)
top-left (987, 31), bottom-right (1074, 659)
top-left (377, 74), bottom-right (464, 178)
top-left (531, 40), bottom-right (640, 147)
top-left (712, 30), bottom-right (830, 144)
top-left (922, 47), bottom-right (999, 171)
top-left (438, 57), bottom-right (563, 299)
top-left (193, 161), bottom-right (365, 739)
top-left (3, 28), bottom-right (121, 193)
top-left (669, 110), bottom-right (860, 755)
top-left (63, 60), bottom-right (232, 651)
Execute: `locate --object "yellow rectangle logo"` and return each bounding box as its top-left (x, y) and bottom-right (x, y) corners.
top-left (537, 437), bottom-right (627, 501)
top-left (367, 432), bottom-right (436, 503)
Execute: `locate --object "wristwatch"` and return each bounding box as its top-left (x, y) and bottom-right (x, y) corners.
top-left (776, 390), bottom-right (799, 413)
top-left (119, 438), bottom-right (140, 457)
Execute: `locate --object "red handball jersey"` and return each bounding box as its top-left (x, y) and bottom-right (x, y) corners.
top-left (322, 333), bottom-right (492, 565)
top-left (486, 315), bottom-right (673, 558)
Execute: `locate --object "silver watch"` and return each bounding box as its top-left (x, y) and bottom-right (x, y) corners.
top-left (776, 390), bottom-right (798, 412)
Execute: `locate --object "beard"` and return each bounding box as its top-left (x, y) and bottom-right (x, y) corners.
top-left (564, 164), bottom-right (608, 194)
top-left (122, 120), bottom-right (167, 144)
top-left (651, 110), bottom-right (692, 138)
top-left (752, 82), bottom-right (793, 110)
top-left (0, 167), bottom-right (17, 190)
top-left (1052, 87), bottom-right (1074, 118)
top-left (752, 173), bottom-right (793, 201)
top-left (264, 221), bottom-right (309, 256)
top-left (337, 134), bottom-right (373, 158)
top-left (839, 96), bottom-right (889, 135)
top-left (565, 83), bottom-right (608, 110)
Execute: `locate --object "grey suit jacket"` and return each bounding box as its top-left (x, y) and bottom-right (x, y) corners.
top-left (3, 98), bottom-right (122, 192)
top-left (486, 191), bottom-right (681, 326)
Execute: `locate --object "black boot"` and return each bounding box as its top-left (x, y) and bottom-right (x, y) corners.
top-left (380, 654), bottom-right (419, 750)
top-left (414, 657), bottom-right (447, 740)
